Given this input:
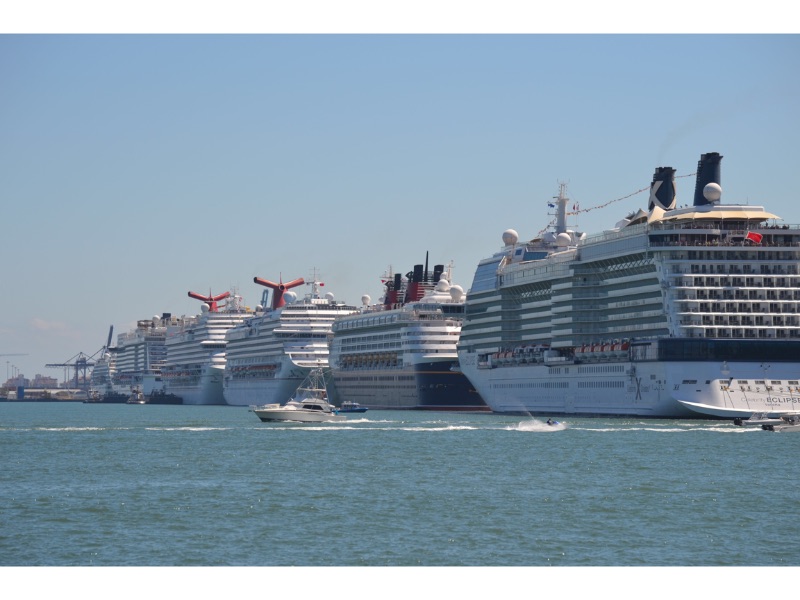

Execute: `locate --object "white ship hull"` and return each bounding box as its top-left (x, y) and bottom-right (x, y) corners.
top-left (223, 357), bottom-right (309, 406)
top-left (165, 364), bottom-right (226, 405)
top-left (459, 351), bottom-right (800, 418)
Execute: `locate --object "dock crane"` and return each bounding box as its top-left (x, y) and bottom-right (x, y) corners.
top-left (45, 352), bottom-right (96, 390)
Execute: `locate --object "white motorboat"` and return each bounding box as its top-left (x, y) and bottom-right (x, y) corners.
top-left (761, 413), bottom-right (800, 432)
top-left (250, 368), bottom-right (345, 423)
top-left (733, 412), bottom-right (800, 432)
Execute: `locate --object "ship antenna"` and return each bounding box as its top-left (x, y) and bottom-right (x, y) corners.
top-left (307, 267), bottom-right (323, 297)
top-left (555, 181), bottom-right (569, 235)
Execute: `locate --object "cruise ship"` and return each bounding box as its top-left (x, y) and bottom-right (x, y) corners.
top-left (457, 152), bottom-right (800, 418)
top-left (88, 326), bottom-right (128, 403)
top-left (222, 272), bottom-right (360, 407)
top-left (111, 314), bottom-right (170, 399)
top-left (329, 258), bottom-right (488, 411)
top-left (161, 290), bottom-right (254, 405)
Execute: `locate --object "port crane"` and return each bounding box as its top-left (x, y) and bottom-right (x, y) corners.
top-left (46, 352), bottom-right (96, 390)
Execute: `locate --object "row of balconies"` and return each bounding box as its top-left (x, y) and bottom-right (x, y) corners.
top-left (681, 316), bottom-right (800, 326)
top-left (682, 328), bottom-right (800, 339)
top-left (681, 306), bottom-right (798, 315)
top-left (674, 263), bottom-right (799, 275)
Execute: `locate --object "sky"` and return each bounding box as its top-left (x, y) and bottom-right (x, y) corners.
top-left (1, 4), bottom-right (799, 385)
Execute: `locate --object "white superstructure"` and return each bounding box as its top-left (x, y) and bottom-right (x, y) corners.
top-left (162, 290), bottom-right (254, 405)
top-left (111, 315), bottom-right (169, 398)
top-left (88, 350), bottom-right (123, 402)
top-left (457, 152), bottom-right (800, 418)
top-left (222, 273), bottom-right (359, 407)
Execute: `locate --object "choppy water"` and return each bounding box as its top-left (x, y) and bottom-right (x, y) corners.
top-left (1, 402), bottom-right (799, 568)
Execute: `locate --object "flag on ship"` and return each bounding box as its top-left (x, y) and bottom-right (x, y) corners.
top-left (745, 231), bottom-right (763, 244)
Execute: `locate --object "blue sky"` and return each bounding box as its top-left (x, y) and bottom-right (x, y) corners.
top-left (1, 24), bottom-right (799, 383)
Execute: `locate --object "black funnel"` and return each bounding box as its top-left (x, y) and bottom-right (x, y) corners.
top-left (649, 166), bottom-right (676, 211)
top-left (693, 152), bottom-right (723, 206)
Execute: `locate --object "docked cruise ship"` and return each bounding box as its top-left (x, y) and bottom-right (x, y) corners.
top-left (222, 273), bottom-right (360, 407)
top-left (457, 152), bottom-right (800, 418)
top-left (110, 314), bottom-right (170, 399)
top-left (329, 258), bottom-right (488, 411)
top-left (161, 290), bottom-right (254, 405)
top-left (88, 326), bottom-right (128, 403)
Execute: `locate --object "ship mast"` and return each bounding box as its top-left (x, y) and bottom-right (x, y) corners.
top-left (554, 181), bottom-right (569, 235)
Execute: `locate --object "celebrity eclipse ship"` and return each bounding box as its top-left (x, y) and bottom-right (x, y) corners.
top-left (457, 152), bottom-right (800, 418)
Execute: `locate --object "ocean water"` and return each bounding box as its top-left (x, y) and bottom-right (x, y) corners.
top-left (1, 401), bottom-right (799, 571)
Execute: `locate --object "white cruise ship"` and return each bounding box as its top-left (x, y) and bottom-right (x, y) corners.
top-left (161, 290), bottom-right (254, 405)
top-left (329, 258), bottom-right (488, 411)
top-left (222, 273), bottom-right (360, 407)
top-left (457, 152), bottom-right (800, 418)
top-left (111, 314), bottom-right (170, 399)
top-left (88, 326), bottom-right (127, 403)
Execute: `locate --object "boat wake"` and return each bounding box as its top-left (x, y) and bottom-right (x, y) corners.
top-left (511, 419), bottom-right (566, 432)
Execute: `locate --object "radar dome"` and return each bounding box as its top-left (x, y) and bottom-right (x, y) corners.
top-left (361, 294), bottom-right (371, 306)
top-left (502, 229), bottom-right (519, 246)
top-left (450, 284), bottom-right (464, 302)
top-left (283, 291), bottom-right (297, 304)
top-left (325, 292), bottom-right (335, 301)
top-left (152, 315), bottom-right (160, 324)
top-left (435, 278), bottom-right (451, 293)
top-left (556, 232), bottom-right (572, 247)
top-left (200, 304), bottom-right (209, 313)
top-left (703, 182), bottom-right (722, 202)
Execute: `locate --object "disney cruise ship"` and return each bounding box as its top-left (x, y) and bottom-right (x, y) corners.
top-left (161, 290), bottom-right (253, 405)
top-left (457, 152), bottom-right (800, 418)
top-left (329, 258), bottom-right (488, 411)
top-left (222, 273), bottom-right (360, 407)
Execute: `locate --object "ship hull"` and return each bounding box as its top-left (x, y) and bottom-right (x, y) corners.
top-left (331, 359), bottom-right (488, 411)
top-left (459, 344), bottom-right (800, 418)
top-left (164, 365), bottom-right (226, 405)
top-left (223, 358), bottom-right (310, 407)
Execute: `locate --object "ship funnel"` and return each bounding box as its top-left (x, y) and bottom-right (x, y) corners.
top-left (648, 166), bottom-right (676, 211)
top-left (384, 273), bottom-right (403, 309)
top-left (693, 152), bottom-right (723, 206)
top-left (253, 276), bottom-right (305, 310)
top-left (188, 291), bottom-right (230, 312)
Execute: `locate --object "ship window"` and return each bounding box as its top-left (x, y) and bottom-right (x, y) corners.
top-left (681, 380), bottom-right (698, 385)
top-left (470, 257), bottom-right (503, 293)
